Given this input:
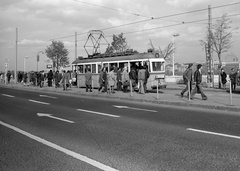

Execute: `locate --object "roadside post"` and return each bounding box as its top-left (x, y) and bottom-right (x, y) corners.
top-left (188, 80), bottom-right (191, 101)
top-left (130, 79), bottom-right (133, 97)
top-left (64, 79), bottom-right (66, 91)
top-left (92, 79), bottom-right (94, 92)
top-left (77, 79), bottom-right (80, 89)
top-left (229, 79), bottom-right (233, 106)
top-left (155, 75), bottom-right (164, 100)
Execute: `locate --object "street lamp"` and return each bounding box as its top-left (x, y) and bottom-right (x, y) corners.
top-left (172, 33), bottom-right (180, 76)
top-left (24, 56), bottom-right (29, 72)
top-left (4, 58), bottom-right (10, 84)
top-left (37, 51), bottom-right (44, 72)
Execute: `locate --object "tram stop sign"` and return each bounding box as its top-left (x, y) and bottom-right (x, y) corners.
top-left (46, 64), bottom-right (52, 69)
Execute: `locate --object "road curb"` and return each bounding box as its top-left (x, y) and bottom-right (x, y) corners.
top-left (1, 85), bottom-right (240, 113)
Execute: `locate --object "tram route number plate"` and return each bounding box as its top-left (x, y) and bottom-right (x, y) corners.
top-left (155, 74), bottom-right (165, 79)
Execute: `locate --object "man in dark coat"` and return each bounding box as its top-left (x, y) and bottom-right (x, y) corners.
top-left (229, 68), bottom-right (237, 91)
top-left (116, 67), bottom-right (122, 91)
top-left (47, 70), bottom-right (53, 87)
top-left (220, 68), bottom-right (227, 89)
top-left (190, 64), bottom-right (207, 100)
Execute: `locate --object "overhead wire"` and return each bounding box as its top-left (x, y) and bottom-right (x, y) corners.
top-left (72, 0), bottom-right (153, 19)
top-left (50, 2), bottom-right (240, 41)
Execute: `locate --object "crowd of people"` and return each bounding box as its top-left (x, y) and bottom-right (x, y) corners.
top-left (1, 65), bottom-right (240, 96)
top-left (181, 64), bottom-right (240, 100)
top-left (13, 70), bottom-right (77, 90)
top-left (97, 64), bottom-right (150, 94)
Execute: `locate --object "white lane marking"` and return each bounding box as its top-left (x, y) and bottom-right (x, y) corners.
top-left (37, 113), bottom-right (74, 123)
top-left (187, 128), bottom-right (240, 140)
top-left (0, 121), bottom-right (119, 171)
top-left (2, 94), bottom-right (15, 98)
top-left (29, 99), bottom-right (50, 105)
top-left (77, 109), bottom-right (120, 118)
top-left (113, 105), bottom-right (157, 113)
top-left (40, 95), bottom-right (57, 99)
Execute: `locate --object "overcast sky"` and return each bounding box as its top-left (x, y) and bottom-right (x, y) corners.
top-left (0, 0), bottom-right (239, 72)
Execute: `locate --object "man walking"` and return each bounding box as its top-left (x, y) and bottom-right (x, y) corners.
top-left (190, 64), bottom-right (207, 100)
top-left (181, 63), bottom-right (193, 97)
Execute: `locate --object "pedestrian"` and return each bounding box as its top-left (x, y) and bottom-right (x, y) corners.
top-left (220, 68), bottom-right (227, 90)
top-left (39, 71), bottom-right (45, 88)
top-left (72, 70), bottom-right (77, 86)
top-left (138, 66), bottom-right (146, 94)
top-left (116, 67), bottom-right (122, 91)
top-left (62, 70), bottom-right (70, 91)
top-left (7, 71), bottom-right (11, 84)
top-left (122, 67), bottom-right (130, 93)
top-left (54, 70), bottom-right (62, 88)
top-left (190, 64), bottom-right (207, 100)
top-left (98, 67), bottom-right (104, 92)
top-left (23, 72), bottom-right (28, 86)
top-left (0, 72), bottom-right (3, 83)
top-left (129, 66), bottom-right (137, 91)
top-left (85, 68), bottom-right (92, 92)
top-left (144, 65), bottom-right (150, 93)
top-left (181, 63), bottom-right (193, 97)
top-left (47, 70), bottom-right (53, 87)
top-left (108, 67), bottom-right (116, 93)
top-left (237, 69), bottom-right (240, 86)
top-left (229, 68), bottom-right (238, 91)
top-left (98, 67), bottom-right (107, 93)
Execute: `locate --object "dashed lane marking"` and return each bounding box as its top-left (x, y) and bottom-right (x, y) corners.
top-left (77, 109), bottom-right (120, 118)
top-left (40, 95), bottom-right (57, 99)
top-left (2, 94), bottom-right (15, 98)
top-left (0, 121), bottom-right (119, 171)
top-left (187, 128), bottom-right (240, 140)
top-left (29, 99), bottom-right (50, 105)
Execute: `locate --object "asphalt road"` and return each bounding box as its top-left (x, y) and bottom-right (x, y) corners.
top-left (0, 87), bottom-right (240, 171)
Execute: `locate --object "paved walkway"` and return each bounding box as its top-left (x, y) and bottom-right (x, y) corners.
top-left (1, 82), bottom-right (240, 112)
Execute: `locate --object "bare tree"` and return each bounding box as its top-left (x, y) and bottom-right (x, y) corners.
top-left (149, 40), bottom-right (174, 63)
top-left (200, 14), bottom-right (238, 88)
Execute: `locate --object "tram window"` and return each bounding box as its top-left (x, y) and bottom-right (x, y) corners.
top-left (78, 65), bottom-right (83, 73)
top-left (119, 62), bottom-right (125, 71)
top-left (103, 63), bottom-right (108, 72)
top-left (98, 64), bottom-right (102, 73)
top-left (92, 64), bottom-right (96, 73)
top-left (142, 61), bottom-right (150, 71)
top-left (152, 62), bottom-right (164, 71)
top-left (110, 63), bottom-right (118, 72)
top-left (85, 64), bottom-right (91, 72)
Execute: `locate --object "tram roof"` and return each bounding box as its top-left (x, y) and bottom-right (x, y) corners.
top-left (72, 52), bottom-right (163, 64)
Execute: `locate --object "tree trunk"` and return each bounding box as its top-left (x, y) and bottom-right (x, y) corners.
top-left (218, 54), bottom-right (222, 89)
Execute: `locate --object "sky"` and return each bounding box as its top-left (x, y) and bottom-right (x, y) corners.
top-left (0, 0), bottom-right (240, 72)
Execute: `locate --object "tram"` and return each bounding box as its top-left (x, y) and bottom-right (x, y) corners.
top-left (72, 50), bottom-right (167, 90)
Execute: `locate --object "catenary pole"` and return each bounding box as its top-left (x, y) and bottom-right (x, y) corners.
top-left (15, 27), bottom-right (18, 84)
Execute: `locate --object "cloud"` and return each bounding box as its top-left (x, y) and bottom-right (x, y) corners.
top-left (166, 0), bottom-right (209, 8)
top-left (0, 27), bottom-right (15, 33)
top-left (19, 39), bottom-right (48, 46)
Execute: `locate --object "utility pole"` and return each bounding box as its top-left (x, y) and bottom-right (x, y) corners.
top-left (75, 32), bottom-right (77, 60)
top-left (207, 5), bottom-right (214, 88)
top-left (15, 27), bottom-right (18, 84)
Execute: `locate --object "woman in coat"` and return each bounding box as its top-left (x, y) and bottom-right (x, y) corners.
top-left (62, 70), bottom-right (70, 91)
top-left (85, 68), bottom-right (92, 92)
top-left (108, 67), bottom-right (116, 93)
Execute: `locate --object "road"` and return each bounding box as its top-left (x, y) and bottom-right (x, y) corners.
top-left (0, 87), bottom-right (240, 171)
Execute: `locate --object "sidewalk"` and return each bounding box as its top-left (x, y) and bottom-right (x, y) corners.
top-left (1, 82), bottom-right (240, 112)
